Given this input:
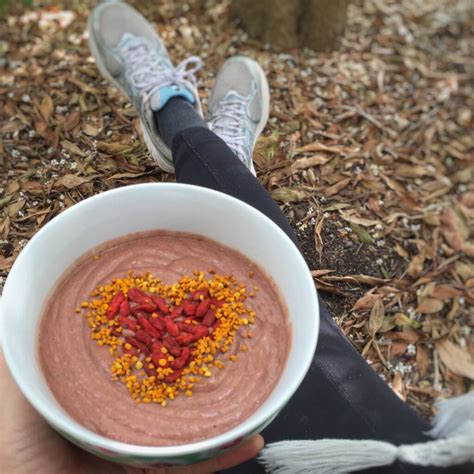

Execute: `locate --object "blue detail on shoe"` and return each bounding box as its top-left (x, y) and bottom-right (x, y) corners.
top-left (151, 84), bottom-right (195, 111)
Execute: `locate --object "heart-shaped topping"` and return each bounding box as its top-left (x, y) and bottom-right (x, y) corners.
top-left (76, 270), bottom-right (257, 405)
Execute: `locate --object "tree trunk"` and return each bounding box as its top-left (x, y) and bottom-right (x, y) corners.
top-left (231, 0), bottom-right (350, 52)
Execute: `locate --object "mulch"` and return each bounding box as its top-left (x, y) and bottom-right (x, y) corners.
top-left (1, 0), bottom-right (473, 420)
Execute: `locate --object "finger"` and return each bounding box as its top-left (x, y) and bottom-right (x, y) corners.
top-left (162, 434), bottom-right (264, 474)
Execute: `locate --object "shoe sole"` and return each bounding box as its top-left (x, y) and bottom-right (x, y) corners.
top-left (87, 11), bottom-right (175, 173)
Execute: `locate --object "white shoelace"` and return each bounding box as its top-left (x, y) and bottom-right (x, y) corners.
top-left (208, 93), bottom-right (253, 163)
top-left (117, 33), bottom-right (202, 105)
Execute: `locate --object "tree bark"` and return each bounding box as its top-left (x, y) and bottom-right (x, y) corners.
top-left (231, 0), bottom-right (350, 52)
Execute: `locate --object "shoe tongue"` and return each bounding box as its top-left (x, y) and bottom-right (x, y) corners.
top-left (150, 85), bottom-right (195, 111)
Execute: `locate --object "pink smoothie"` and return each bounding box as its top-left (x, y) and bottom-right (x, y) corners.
top-left (38, 231), bottom-right (290, 446)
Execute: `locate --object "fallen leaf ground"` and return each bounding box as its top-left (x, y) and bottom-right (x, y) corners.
top-left (1, 0), bottom-right (473, 420)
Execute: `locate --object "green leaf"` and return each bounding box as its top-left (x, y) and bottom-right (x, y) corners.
top-left (280, 120), bottom-right (301, 135)
top-left (394, 313), bottom-right (421, 329)
top-left (0, 194), bottom-right (12, 210)
top-left (350, 223), bottom-right (374, 244)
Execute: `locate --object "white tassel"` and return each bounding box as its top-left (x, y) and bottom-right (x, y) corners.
top-left (428, 392), bottom-right (474, 438)
top-left (259, 392), bottom-right (474, 474)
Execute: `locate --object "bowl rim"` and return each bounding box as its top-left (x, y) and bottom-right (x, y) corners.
top-left (0, 182), bottom-right (319, 457)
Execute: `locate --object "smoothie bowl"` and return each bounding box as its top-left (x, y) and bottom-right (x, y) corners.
top-left (0, 183), bottom-right (319, 467)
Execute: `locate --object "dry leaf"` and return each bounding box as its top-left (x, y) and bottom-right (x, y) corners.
top-left (0, 256), bottom-right (15, 271)
top-left (63, 110), bottom-right (81, 132)
top-left (340, 209), bottom-right (380, 227)
top-left (96, 141), bottom-right (136, 154)
top-left (431, 285), bottom-right (462, 299)
top-left (441, 206), bottom-right (472, 255)
top-left (395, 243), bottom-right (408, 258)
top-left (407, 254), bottom-right (425, 278)
top-left (107, 172), bottom-right (149, 180)
top-left (325, 177), bottom-right (351, 197)
top-left (322, 203), bottom-right (351, 211)
top-left (369, 298), bottom-right (385, 337)
top-left (67, 76), bottom-right (99, 95)
top-left (54, 174), bottom-right (93, 189)
top-left (271, 187), bottom-right (312, 202)
top-left (416, 298), bottom-right (444, 314)
top-left (289, 155), bottom-right (329, 173)
top-left (385, 329), bottom-right (421, 344)
top-left (0, 120), bottom-right (27, 133)
top-left (40, 94), bottom-right (54, 123)
top-left (83, 123), bottom-right (101, 136)
top-left (314, 214), bottom-right (325, 258)
top-left (381, 316), bottom-right (396, 332)
top-left (455, 261), bottom-right (474, 282)
top-left (0, 214), bottom-right (10, 237)
top-left (61, 140), bottom-right (85, 157)
top-left (7, 198), bottom-right (25, 218)
top-left (394, 164), bottom-right (429, 178)
top-left (350, 274), bottom-right (388, 285)
top-left (310, 269), bottom-right (334, 277)
top-left (296, 142), bottom-right (353, 154)
top-left (391, 372), bottom-right (407, 401)
top-left (352, 292), bottom-right (379, 311)
top-left (416, 344), bottom-right (430, 378)
top-left (390, 341), bottom-right (409, 358)
top-left (435, 339), bottom-right (474, 380)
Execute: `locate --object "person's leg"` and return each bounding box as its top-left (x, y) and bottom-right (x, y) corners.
top-left (88, 6), bottom-right (469, 469)
top-left (153, 97), bottom-right (208, 147)
top-left (171, 126), bottom-right (298, 246)
top-left (171, 124), bottom-right (471, 474)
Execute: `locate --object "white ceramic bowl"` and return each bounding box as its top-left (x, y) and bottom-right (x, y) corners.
top-left (0, 183), bottom-right (319, 467)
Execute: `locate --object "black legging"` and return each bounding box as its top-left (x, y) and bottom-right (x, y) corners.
top-left (172, 127), bottom-right (470, 474)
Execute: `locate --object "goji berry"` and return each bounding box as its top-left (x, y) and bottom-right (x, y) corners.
top-left (107, 291), bottom-right (125, 319)
top-left (151, 350), bottom-right (168, 368)
top-left (151, 340), bottom-right (164, 353)
top-left (135, 329), bottom-right (152, 345)
top-left (133, 301), bottom-right (156, 313)
top-left (171, 347), bottom-right (190, 369)
top-left (164, 369), bottom-right (182, 383)
top-left (123, 345), bottom-right (138, 357)
top-left (191, 289), bottom-right (209, 300)
top-left (177, 322), bottom-right (194, 333)
top-left (143, 363), bottom-right (156, 377)
top-left (126, 336), bottom-right (149, 355)
top-left (164, 318), bottom-right (180, 337)
top-left (150, 316), bottom-right (166, 333)
top-left (150, 295), bottom-right (170, 314)
top-left (118, 315), bottom-right (137, 332)
top-left (202, 309), bottom-right (216, 327)
top-left (195, 299), bottom-right (211, 318)
top-left (162, 336), bottom-right (181, 357)
top-left (183, 300), bottom-right (198, 316)
top-left (119, 299), bottom-right (131, 317)
top-left (127, 287), bottom-right (149, 304)
top-left (170, 303), bottom-right (184, 319)
top-left (176, 333), bottom-right (194, 346)
top-left (136, 314), bottom-right (161, 339)
top-left (210, 298), bottom-right (225, 308)
top-left (191, 325), bottom-right (209, 338)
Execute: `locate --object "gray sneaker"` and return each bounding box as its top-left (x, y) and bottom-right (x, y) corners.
top-left (207, 56), bottom-right (270, 176)
top-left (88, 0), bottom-right (203, 173)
